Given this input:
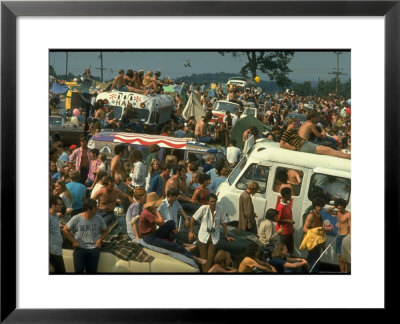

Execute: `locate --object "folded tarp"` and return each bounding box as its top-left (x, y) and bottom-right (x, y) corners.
top-left (50, 83), bottom-right (69, 95)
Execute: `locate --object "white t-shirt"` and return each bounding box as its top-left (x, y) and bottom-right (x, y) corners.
top-left (232, 115), bottom-right (239, 127)
top-left (226, 146), bottom-right (242, 164)
top-left (90, 183), bottom-right (103, 199)
top-left (192, 204), bottom-right (228, 245)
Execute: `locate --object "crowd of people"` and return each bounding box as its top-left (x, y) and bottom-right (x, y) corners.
top-left (49, 70), bottom-right (352, 274)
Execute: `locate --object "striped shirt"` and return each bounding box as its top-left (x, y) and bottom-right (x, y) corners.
top-left (281, 129), bottom-right (306, 151)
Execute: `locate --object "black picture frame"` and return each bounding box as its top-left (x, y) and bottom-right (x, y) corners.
top-left (1, 0), bottom-right (396, 321)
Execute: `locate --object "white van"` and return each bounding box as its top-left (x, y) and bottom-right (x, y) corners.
top-left (216, 138), bottom-right (351, 266)
top-left (96, 91), bottom-right (176, 130)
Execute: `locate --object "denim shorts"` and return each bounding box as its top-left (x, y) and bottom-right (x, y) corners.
top-left (335, 234), bottom-right (347, 255)
top-left (299, 141), bottom-right (318, 153)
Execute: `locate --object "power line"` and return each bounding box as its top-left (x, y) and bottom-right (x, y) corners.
top-left (328, 52), bottom-right (347, 94)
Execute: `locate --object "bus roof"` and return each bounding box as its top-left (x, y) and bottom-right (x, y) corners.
top-left (248, 139), bottom-right (351, 173)
top-left (90, 132), bottom-right (223, 153)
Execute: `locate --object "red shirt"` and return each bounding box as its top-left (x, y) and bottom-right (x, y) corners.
top-left (139, 208), bottom-right (156, 235)
top-left (275, 201), bottom-right (294, 235)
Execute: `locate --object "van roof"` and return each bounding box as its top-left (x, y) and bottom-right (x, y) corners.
top-left (90, 132), bottom-right (223, 153)
top-left (249, 139), bottom-right (351, 173)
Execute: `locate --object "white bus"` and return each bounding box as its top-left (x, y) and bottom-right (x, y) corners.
top-left (96, 91), bottom-right (176, 130)
top-left (216, 138), bottom-right (351, 266)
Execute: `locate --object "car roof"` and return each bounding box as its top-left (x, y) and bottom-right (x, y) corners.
top-left (90, 132), bottom-right (223, 152)
top-left (248, 140), bottom-right (351, 173)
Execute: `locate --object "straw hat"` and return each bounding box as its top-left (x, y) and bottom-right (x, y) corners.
top-left (143, 192), bottom-right (163, 209)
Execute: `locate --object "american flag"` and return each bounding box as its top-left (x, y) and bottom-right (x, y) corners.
top-left (112, 133), bottom-right (187, 149)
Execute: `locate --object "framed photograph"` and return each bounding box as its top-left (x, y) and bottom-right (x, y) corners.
top-left (1, 0), bottom-right (396, 321)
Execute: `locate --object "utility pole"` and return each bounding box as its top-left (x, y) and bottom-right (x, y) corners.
top-left (328, 52), bottom-right (347, 95)
top-left (95, 51), bottom-right (107, 82)
top-left (65, 51), bottom-right (68, 81)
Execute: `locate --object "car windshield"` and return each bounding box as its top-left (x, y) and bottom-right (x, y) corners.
top-left (49, 116), bottom-right (63, 126)
top-left (229, 77), bottom-right (247, 81)
top-left (214, 102), bottom-right (239, 113)
top-left (245, 108), bottom-right (257, 115)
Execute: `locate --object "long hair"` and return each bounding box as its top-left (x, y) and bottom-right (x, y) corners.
top-left (55, 179), bottom-right (73, 203)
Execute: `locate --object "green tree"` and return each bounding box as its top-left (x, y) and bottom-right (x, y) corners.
top-left (49, 65), bottom-right (57, 78)
top-left (219, 51), bottom-right (294, 87)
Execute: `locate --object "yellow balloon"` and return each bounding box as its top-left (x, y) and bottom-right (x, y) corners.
top-left (254, 76), bottom-right (260, 83)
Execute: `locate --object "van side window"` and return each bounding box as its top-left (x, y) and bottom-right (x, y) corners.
top-left (273, 167), bottom-right (303, 196)
top-left (235, 163), bottom-right (269, 194)
top-left (227, 157), bottom-right (247, 186)
top-left (308, 173), bottom-right (351, 205)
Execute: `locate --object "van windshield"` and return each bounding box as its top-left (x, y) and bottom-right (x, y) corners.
top-left (227, 157), bottom-right (247, 186)
top-left (214, 102), bottom-right (239, 113)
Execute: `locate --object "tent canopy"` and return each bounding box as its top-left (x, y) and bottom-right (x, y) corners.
top-left (230, 116), bottom-right (270, 150)
top-left (182, 92), bottom-right (205, 122)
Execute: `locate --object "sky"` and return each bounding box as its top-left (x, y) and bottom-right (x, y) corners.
top-left (49, 50), bottom-right (351, 84)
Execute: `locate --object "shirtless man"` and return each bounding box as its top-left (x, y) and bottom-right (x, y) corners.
top-left (195, 112), bottom-right (213, 143)
top-left (280, 118), bottom-right (350, 159)
top-left (92, 176), bottom-right (133, 225)
top-left (303, 197), bottom-right (326, 273)
top-left (109, 69), bottom-right (128, 92)
top-left (298, 111), bottom-right (326, 141)
top-left (94, 102), bottom-right (105, 125)
top-left (164, 166), bottom-right (189, 201)
top-left (326, 198), bottom-right (351, 272)
top-left (124, 69), bottom-right (149, 95)
top-left (110, 144), bottom-right (128, 186)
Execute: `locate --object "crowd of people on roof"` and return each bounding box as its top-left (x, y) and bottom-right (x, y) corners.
top-left (49, 68), bottom-right (352, 274)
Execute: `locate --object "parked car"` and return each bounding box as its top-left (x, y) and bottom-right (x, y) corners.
top-left (227, 76), bottom-right (248, 88)
top-left (49, 115), bottom-right (84, 146)
top-left (211, 100), bottom-right (241, 123)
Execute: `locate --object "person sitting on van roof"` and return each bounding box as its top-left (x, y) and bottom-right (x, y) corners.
top-left (142, 70), bottom-right (158, 92)
top-left (280, 118), bottom-right (350, 159)
top-left (124, 69), bottom-right (149, 95)
top-left (109, 69), bottom-right (129, 92)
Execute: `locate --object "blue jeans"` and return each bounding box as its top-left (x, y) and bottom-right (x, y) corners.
top-left (143, 221), bottom-right (192, 259)
top-left (314, 136), bottom-right (338, 150)
top-left (179, 201), bottom-right (201, 216)
top-left (307, 243), bottom-right (323, 273)
top-left (73, 247), bottom-right (101, 273)
top-left (116, 85), bottom-right (129, 92)
top-left (284, 261), bottom-right (304, 273)
top-left (198, 136), bottom-right (213, 143)
top-left (96, 210), bottom-right (114, 226)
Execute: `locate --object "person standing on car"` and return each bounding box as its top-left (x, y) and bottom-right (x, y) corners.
top-left (226, 140), bottom-right (241, 167)
top-left (238, 182), bottom-right (259, 235)
top-left (62, 198), bottom-right (109, 274)
top-left (110, 144), bottom-right (128, 187)
top-left (91, 176), bottom-right (134, 225)
top-left (188, 193), bottom-right (235, 272)
top-left (129, 150), bottom-right (147, 189)
top-left (69, 135), bottom-right (91, 184)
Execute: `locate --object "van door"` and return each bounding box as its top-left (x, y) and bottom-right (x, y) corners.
top-left (265, 164), bottom-right (309, 231)
top-left (265, 164), bottom-right (310, 257)
top-left (234, 162), bottom-right (272, 224)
